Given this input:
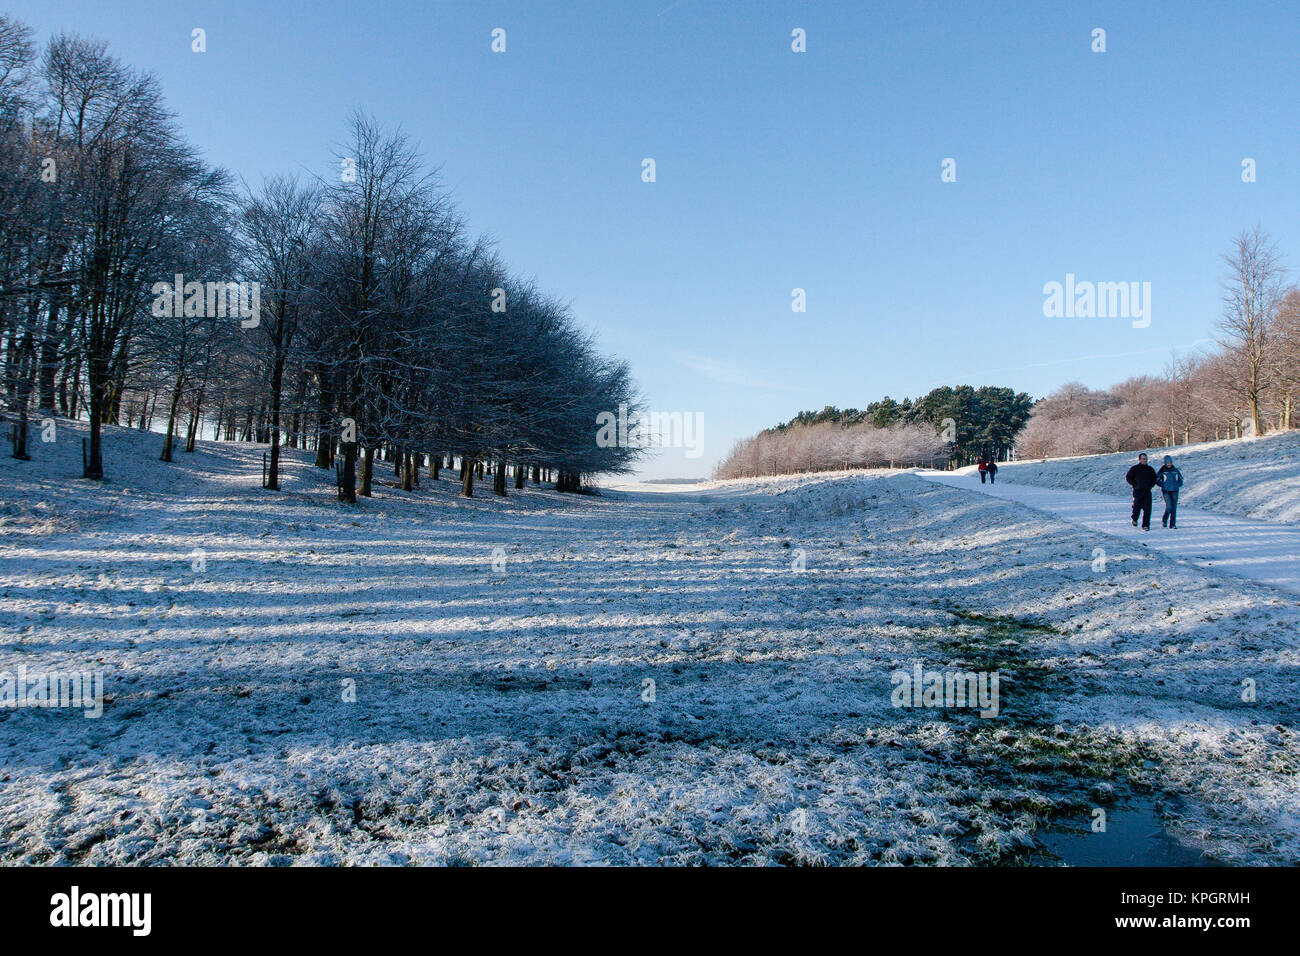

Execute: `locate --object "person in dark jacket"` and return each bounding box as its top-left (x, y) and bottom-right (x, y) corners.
top-left (1125, 453), bottom-right (1158, 530)
top-left (1156, 455), bottom-right (1183, 529)
top-left (986, 459), bottom-right (998, 484)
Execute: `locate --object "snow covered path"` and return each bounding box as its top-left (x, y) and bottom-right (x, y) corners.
top-left (919, 472), bottom-right (1300, 598)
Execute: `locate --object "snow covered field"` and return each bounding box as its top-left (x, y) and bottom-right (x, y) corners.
top-left (2, 421), bottom-right (1298, 865)
top-left (993, 431), bottom-right (1300, 524)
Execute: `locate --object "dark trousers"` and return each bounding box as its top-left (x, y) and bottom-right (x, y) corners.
top-left (1132, 489), bottom-right (1152, 528)
top-left (1162, 491), bottom-right (1178, 527)
top-left (979, 471), bottom-right (986, 483)
top-left (988, 471), bottom-right (996, 484)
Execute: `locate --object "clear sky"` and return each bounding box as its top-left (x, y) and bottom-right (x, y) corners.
top-left (8, 0), bottom-right (1298, 478)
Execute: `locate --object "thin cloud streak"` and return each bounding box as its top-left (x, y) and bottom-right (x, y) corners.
top-left (674, 352), bottom-right (798, 392)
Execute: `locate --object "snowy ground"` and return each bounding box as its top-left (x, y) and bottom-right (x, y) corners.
top-left (993, 431), bottom-right (1300, 523)
top-left (921, 472), bottom-right (1300, 597)
top-left (2, 420), bottom-right (1298, 865)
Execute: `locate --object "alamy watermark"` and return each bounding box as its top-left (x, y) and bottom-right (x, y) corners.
top-left (151, 273), bottom-right (260, 328)
top-left (0, 665), bottom-right (104, 718)
top-left (890, 662), bottom-right (1000, 717)
top-left (50, 886), bottom-right (151, 936)
top-left (596, 403), bottom-right (703, 459)
top-left (1042, 273), bottom-right (1151, 328)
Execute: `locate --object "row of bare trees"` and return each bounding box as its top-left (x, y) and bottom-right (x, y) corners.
top-left (1, 15), bottom-right (641, 498)
top-left (1017, 227), bottom-right (1300, 460)
top-left (714, 421), bottom-right (948, 479)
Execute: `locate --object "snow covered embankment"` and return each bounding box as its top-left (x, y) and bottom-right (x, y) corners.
top-left (994, 431), bottom-right (1300, 524)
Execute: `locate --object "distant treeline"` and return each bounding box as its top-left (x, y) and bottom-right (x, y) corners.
top-left (714, 385), bottom-right (1032, 479)
top-left (723, 225), bottom-right (1300, 478)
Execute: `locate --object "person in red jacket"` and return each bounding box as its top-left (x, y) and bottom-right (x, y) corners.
top-left (977, 458), bottom-right (989, 484)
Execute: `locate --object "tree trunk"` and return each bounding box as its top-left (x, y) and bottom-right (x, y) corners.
top-left (185, 401), bottom-right (201, 453)
top-left (160, 373), bottom-right (183, 462)
top-left (37, 298), bottom-right (61, 412)
top-left (84, 357), bottom-right (107, 480)
top-left (267, 354), bottom-right (286, 489)
top-left (185, 377), bottom-right (206, 453)
top-left (11, 418), bottom-right (29, 461)
top-left (289, 367), bottom-right (307, 449)
top-left (339, 442), bottom-right (358, 503)
top-left (493, 458), bottom-right (507, 496)
top-left (67, 357), bottom-right (81, 421)
top-left (461, 456), bottom-right (475, 497)
top-left (56, 308), bottom-right (78, 418)
top-left (361, 446), bottom-right (374, 497)
top-left (9, 320), bottom-right (36, 460)
top-left (106, 342), bottom-right (129, 426)
top-left (314, 398), bottom-right (333, 468)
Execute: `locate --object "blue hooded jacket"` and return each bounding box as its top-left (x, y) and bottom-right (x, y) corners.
top-left (1157, 462), bottom-right (1183, 494)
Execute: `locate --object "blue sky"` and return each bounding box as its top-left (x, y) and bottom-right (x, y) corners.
top-left (9, 0), bottom-right (1298, 478)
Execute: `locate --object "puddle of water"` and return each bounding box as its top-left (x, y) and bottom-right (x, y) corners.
top-left (1037, 797), bottom-right (1214, 867)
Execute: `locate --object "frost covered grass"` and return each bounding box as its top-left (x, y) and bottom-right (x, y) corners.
top-left (1, 420), bottom-right (1298, 865)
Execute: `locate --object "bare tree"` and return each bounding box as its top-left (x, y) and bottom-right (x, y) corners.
top-left (239, 176), bottom-right (320, 488)
top-left (1271, 287), bottom-right (1300, 430)
top-left (1219, 225), bottom-right (1286, 438)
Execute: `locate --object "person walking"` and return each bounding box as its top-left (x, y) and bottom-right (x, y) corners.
top-left (986, 459), bottom-right (998, 484)
top-left (1125, 452), bottom-right (1158, 531)
top-left (1156, 455), bottom-right (1184, 529)
top-left (977, 458), bottom-right (988, 484)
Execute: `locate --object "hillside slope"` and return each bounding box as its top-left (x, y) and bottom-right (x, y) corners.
top-left (992, 431), bottom-right (1300, 524)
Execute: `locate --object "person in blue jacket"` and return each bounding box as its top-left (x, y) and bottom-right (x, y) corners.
top-left (1156, 455), bottom-right (1184, 529)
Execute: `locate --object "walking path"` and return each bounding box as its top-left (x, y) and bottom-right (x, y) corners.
top-left (919, 471), bottom-right (1300, 598)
